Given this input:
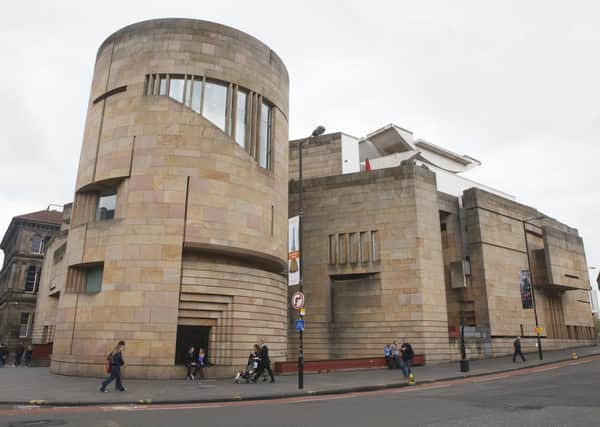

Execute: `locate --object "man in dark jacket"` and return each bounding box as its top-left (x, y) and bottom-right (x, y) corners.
top-left (400, 340), bottom-right (414, 378)
top-left (100, 340), bottom-right (127, 392)
top-left (513, 337), bottom-right (526, 363)
top-left (14, 341), bottom-right (25, 367)
top-left (253, 340), bottom-right (274, 383)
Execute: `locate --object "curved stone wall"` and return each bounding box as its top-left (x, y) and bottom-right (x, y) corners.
top-left (52, 19), bottom-right (289, 378)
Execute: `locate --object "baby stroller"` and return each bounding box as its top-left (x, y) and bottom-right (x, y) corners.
top-left (234, 355), bottom-right (260, 384)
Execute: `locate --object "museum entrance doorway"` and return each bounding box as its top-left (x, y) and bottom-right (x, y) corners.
top-left (175, 325), bottom-right (210, 365)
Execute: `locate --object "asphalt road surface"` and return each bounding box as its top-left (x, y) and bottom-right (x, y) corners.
top-left (2, 357), bottom-right (599, 427)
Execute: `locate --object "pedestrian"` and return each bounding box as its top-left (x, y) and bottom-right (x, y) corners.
top-left (0, 342), bottom-right (8, 368)
top-left (194, 347), bottom-right (207, 379)
top-left (184, 346), bottom-right (196, 380)
top-left (384, 343), bottom-right (394, 369)
top-left (391, 340), bottom-right (401, 369)
top-left (100, 340), bottom-right (127, 392)
top-left (253, 340), bottom-right (274, 383)
top-left (24, 345), bottom-right (33, 367)
top-left (14, 341), bottom-right (24, 367)
top-left (400, 340), bottom-right (414, 378)
top-left (512, 336), bottom-right (526, 363)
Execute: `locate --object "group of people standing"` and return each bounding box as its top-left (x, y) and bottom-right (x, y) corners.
top-left (384, 340), bottom-right (414, 378)
top-left (0, 341), bottom-right (33, 368)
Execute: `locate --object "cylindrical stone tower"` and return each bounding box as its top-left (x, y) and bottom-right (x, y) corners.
top-left (51, 19), bottom-right (289, 378)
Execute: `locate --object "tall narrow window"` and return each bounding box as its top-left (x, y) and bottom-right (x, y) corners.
top-left (328, 234), bottom-right (338, 265)
top-left (349, 233), bottom-right (359, 264)
top-left (31, 235), bottom-right (44, 254)
top-left (96, 189), bottom-right (117, 221)
top-left (158, 75), bottom-right (167, 95)
top-left (371, 231), bottom-right (380, 262)
top-left (184, 77), bottom-right (192, 107)
top-left (191, 79), bottom-right (202, 113)
top-left (86, 266), bottom-right (103, 293)
top-left (19, 313), bottom-right (32, 338)
top-left (235, 89), bottom-right (248, 149)
top-left (168, 76), bottom-right (185, 103)
top-left (360, 231), bottom-right (370, 263)
top-left (203, 80), bottom-right (227, 131)
top-left (259, 102), bottom-right (272, 168)
top-left (338, 234), bottom-right (348, 264)
top-left (24, 266), bottom-right (39, 293)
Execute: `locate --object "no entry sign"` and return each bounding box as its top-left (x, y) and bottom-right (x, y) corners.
top-left (291, 291), bottom-right (305, 309)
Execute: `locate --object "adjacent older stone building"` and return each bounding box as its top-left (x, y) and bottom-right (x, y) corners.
top-left (0, 209), bottom-right (62, 357)
top-left (50, 18), bottom-right (289, 378)
top-left (288, 125), bottom-right (595, 364)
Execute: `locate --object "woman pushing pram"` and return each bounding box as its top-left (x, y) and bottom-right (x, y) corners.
top-left (234, 344), bottom-right (261, 384)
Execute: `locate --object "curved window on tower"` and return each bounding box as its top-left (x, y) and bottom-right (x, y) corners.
top-left (96, 189), bottom-right (116, 221)
top-left (203, 80), bottom-right (227, 132)
top-left (169, 75), bottom-right (185, 103)
top-left (235, 89), bottom-right (248, 149)
top-left (258, 101), bottom-right (272, 169)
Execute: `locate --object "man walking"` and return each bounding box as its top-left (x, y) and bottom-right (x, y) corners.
top-left (513, 336), bottom-right (526, 363)
top-left (100, 340), bottom-right (127, 392)
top-left (253, 340), bottom-right (274, 383)
top-left (400, 340), bottom-right (414, 378)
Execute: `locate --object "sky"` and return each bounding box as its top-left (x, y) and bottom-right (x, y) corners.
top-left (0, 1), bottom-right (598, 295)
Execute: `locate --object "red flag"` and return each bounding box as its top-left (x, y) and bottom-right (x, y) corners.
top-left (365, 158), bottom-right (371, 172)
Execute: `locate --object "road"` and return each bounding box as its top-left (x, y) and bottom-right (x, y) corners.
top-left (2, 357), bottom-right (599, 427)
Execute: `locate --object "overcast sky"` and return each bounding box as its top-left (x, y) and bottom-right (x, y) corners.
top-left (1, 1), bottom-right (598, 295)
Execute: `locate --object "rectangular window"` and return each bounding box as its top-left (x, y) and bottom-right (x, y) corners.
top-left (371, 231), bottom-right (380, 262)
top-left (360, 231), bottom-right (370, 263)
top-left (42, 325), bottom-right (49, 343)
top-left (24, 266), bottom-right (39, 293)
top-left (328, 234), bottom-right (338, 265)
top-left (203, 80), bottom-right (227, 131)
top-left (86, 266), bottom-right (103, 293)
top-left (96, 190), bottom-right (116, 221)
top-left (338, 234), bottom-right (348, 264)
top-left (349, 233), bottom-right (359, 264)
top-left (159, 75), bottom-right (167, 95)
top-left (19, 313), bottom-right (32, 338)
top-left (235, 89), bottom-right (248, 149)
top-left (258, 102), bottom-right (272, 168)
top-left (191, 79), bottom-right (202, 113)
top-left (168, 76), bottom-right (185, 103)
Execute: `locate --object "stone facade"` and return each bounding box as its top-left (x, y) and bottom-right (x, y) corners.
top-left (288, 132), bottom-right (594, 364)
top-left (51, 19), bottom-right (289, 378)
top-left (0, 210), bottom-right (62, 357)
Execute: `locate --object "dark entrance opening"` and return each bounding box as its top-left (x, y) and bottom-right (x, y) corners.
top-left (175, 325), bottom-right (210, 365)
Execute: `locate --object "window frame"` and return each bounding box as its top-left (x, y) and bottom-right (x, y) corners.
top-left (31, 235), bottom-right (44, 254)
top-left (19, 312), bottom-right (33, 338)
top-left (96, 189), bottom-right (117, 222)
top-left (24, 265), bottom-right (40, 293)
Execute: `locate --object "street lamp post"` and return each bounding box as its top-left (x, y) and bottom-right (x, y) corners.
top-left (297, 125), bottom-right (326, 390)
top-left (522, 216), bottom-right (546, 360)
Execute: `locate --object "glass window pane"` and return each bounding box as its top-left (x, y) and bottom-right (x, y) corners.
top-left (259, 102), bottom-right (272, 168)
top-left (159, 76), bottom-right (167, 95)
top-left (235, 90), bottom-right (248, 148)
top-left (203, 81), bottom-right (227, 131)
top-left (96, 191), bottom-right (116, 221)
top-left (169, 77), bottom-right (184, 103)
top-left (31, 235), bottom-right (43, 254)
top-left (86, 266), bottom-right (103, 293)
top-left (191, 80), bottom-right (202, 113)
top-left (19, 313), bottom-right (31, 337)
top-left (24, 266), bottom-right (37, 292)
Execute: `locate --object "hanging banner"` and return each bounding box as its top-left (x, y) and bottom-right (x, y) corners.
top-left (288, 216), bottom-right (300, 286)
top-left (520, 270), bottom-right (533, 309)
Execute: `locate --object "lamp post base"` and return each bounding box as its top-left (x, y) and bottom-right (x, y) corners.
top-left (460, 359), bottom-right (470, 372)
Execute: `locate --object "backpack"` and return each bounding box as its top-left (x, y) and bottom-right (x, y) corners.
top-left (105, 352), bottom-right (113, 373)
top-left (403, 344), bottom-right (414, 359)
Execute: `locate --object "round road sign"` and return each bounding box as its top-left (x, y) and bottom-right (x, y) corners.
top-left (291, 291), bottom-right (305, 309)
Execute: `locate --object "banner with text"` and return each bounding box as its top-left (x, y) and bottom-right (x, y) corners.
top-left (520, 270), bottom-right (533, 309)
top-left (288, 216), bottom-right (300, 286)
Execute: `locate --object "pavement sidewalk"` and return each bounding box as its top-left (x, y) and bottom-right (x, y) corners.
top-left (0, 345), bottom-right (598, 406)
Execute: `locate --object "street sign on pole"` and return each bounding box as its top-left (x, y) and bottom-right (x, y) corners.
top-left (291, 291), bottom-right (305, 309)
top-left (295, 319), bottom-right (305, 331)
